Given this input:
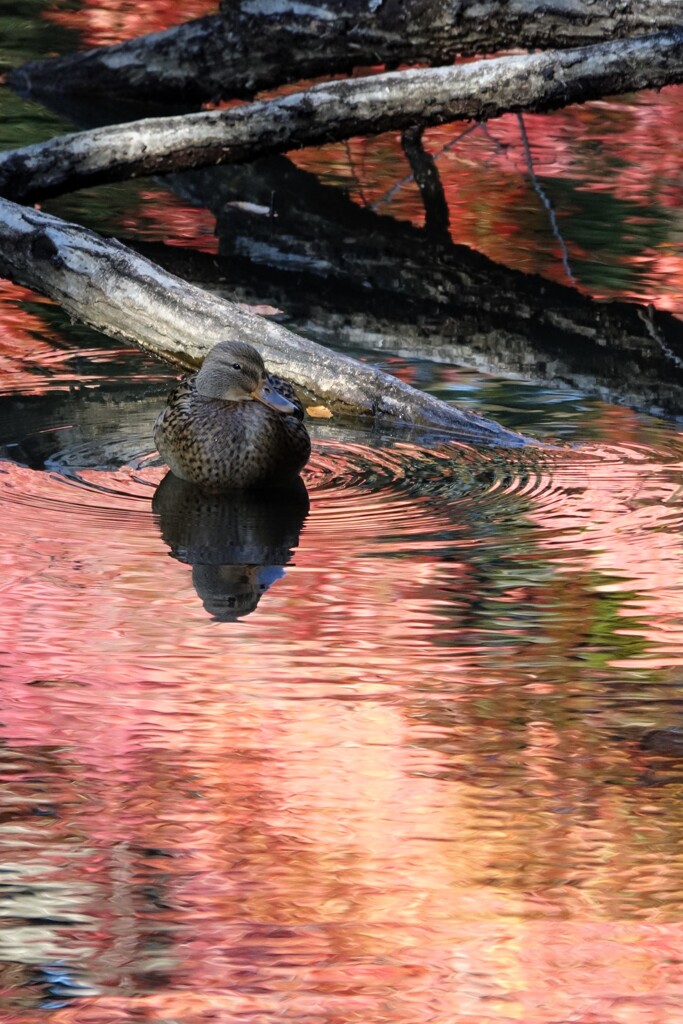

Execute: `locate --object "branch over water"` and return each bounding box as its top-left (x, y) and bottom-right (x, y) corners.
top-left (3, 31), bottom-right (683, 202)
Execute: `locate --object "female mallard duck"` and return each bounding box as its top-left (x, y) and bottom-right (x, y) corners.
top-left (154, 340), bottom-right (311, 490)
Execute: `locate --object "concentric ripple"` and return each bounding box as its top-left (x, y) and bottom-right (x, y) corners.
top-left (304, 433), bottom-right (683, 550)
top-left (0, 415), bottom-right (548, 543)
top-left (2, 374), bottom-right (683, 563)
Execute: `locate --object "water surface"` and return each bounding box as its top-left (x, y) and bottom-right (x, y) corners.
top-left (2, 4), bottom-right (683, 1024)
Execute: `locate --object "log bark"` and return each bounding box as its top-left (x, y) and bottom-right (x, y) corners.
top-left (3, 30), bottom-right (683, 203)
top-left (8, 1), bottom-right (683, 106)
top-left (0, 197), bottom-right (533, 447)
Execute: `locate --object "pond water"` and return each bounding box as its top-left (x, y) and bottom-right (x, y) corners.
top-left (3, 4), bottom-right (683, 1024)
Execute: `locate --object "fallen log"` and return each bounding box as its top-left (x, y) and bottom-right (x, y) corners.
top-left (3, 30), bottom-right (683, 203)
top-left (8, 1), bottom-right (683, 106)
top-left (0, 197), bottom-right (533, 446)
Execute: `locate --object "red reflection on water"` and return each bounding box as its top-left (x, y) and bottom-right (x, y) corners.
top-left (290, 85), bottom-right (683, 311)
top-left (2, 411), bottom-right (683, 1021)
top-left (9, 7), bottom-right (683, 1019)
top-left (0, 282), bottom-right (165, 396)
top-left (118, 189), bottom-right (218, 254)
top-left (44, 0), bottom-right (216, 46)
top-left (477, 91), bottom-right (683, 211)
top-left (0, 280), bottom-right (64, 395)
top-left (40, 1), bottom-right (683, 313)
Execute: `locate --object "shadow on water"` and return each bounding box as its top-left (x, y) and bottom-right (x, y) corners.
top-left (153, 472), bottom-right (309, 621)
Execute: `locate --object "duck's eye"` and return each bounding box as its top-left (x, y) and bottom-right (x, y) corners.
top-left (232, 363), bottom-right (242, 370)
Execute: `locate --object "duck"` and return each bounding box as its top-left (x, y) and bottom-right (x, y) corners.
top-left (154, 340), bottom-right (311, 491)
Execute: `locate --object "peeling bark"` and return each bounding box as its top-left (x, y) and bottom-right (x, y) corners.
top-left (8, 1), bottom-right (683, 106)
top-left (0, 197), bottom-right (534, 446)
top-left (3, 30), bottom-right (683, 203)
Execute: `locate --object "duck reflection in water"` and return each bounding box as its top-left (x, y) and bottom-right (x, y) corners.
top-left (153, 473), bottom-right (309, 621)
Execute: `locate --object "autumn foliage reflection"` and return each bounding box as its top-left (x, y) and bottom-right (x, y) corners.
top-left (44, 0), bottom-right (216, 47)
top-left (2, 406), bottom-right (683, 1021)
top-left (5, 3), bottom-right (683, 1020)
top-left (290, 86), bottom-right (683, 312)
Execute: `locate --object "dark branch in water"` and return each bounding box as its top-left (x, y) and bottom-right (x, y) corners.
top-left (401, 126), bottom-right (451, 243)
top-left (516, 113), bottom-right (575, 285)
top-left (373, 123), bottom-right (477, 213)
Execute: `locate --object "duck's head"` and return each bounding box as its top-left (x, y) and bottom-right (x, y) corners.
top-left (195, 340), bottom-right (297, 414)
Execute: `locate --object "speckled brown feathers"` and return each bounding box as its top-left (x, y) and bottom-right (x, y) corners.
top-left (154, 346), bottom-right (311, 491)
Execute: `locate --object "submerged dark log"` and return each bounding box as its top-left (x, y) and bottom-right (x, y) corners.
top-left (0, 197), bottom-right (533, 446)
top-left (4, 30), bottom-right (683, 203)
top-left (8, 1), bottom-right (683, 106)
top-left (131, 232), bottom-right (683, 422)
top-left (163, 157), bottom-right (683, 419)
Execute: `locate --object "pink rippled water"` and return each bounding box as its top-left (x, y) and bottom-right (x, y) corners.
top-left (2, 345), bottom-right (683, 1024)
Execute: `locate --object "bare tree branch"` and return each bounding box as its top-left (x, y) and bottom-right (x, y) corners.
top-left (516, 113), bottom-right (575, 284)
top-left (2, 30), bottom-right (683, 203)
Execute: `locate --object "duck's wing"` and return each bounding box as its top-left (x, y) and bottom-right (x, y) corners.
top-left (161, 372), bottom-right (198, 404)
top-left (266, 373), bottom-right (305, 421)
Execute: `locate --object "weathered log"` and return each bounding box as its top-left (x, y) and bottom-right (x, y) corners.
top-left (3, 30), bottom-right (683, 203)
top-left (9, 1), bottom-right (683, 106)
top-left (0, 197), bottom-right (533, 446)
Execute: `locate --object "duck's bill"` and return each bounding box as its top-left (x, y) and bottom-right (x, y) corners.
top-left (251, 381), bottom-right (298, 415)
